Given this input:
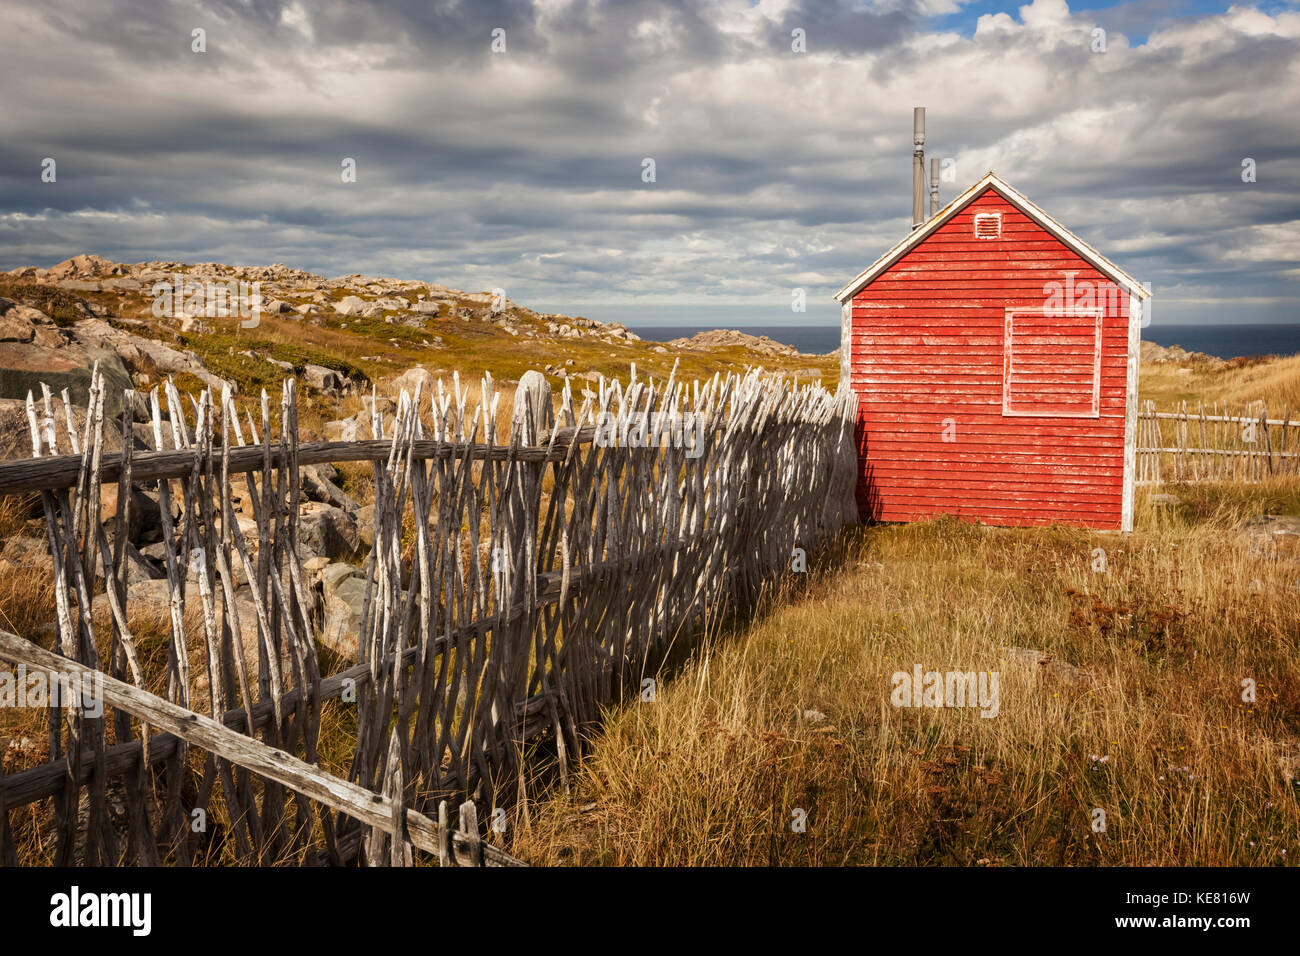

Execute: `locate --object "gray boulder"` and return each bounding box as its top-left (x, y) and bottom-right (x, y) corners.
top-left (390, 366), bottom-right (435, 397)
top-left (0, 339), bottom-right (135, 423)
top-left (321, 575), bottom-right (367, 659)
top-left (301, 463), bottom-right (359, 512)
top-left (296, 502), bottom-right (360, 562)
top-left (361, 394), bottom-right (397, 419)
top-left (122, 541), bottom-right (165, 587)
top-left (323, 417), bottom-right (362, 443)
top-left (68, 317), bottom-right (231, 395)
top-left (334, 295), bottom-right (368, 316)
top-left (356, 503), bottom-right (375, 549)
top-left (301, 363), bottom-right (342, 392)
top-left (321, 561), bottom-right (361, 598)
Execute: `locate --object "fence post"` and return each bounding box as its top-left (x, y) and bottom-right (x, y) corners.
top-left (458, 799), bottom-right (483, 867)
top-left (490, 371), bottom-right (553, 800)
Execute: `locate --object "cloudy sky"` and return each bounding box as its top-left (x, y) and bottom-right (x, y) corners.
top-left (0, 0), bottom-right (1297, 328)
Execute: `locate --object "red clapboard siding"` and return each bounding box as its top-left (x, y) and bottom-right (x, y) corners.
top-left (846, 184), bottom-right (1134, 530)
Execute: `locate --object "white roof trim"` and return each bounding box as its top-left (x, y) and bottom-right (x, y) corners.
top-left (835, 172), bottom-right (1151, 303)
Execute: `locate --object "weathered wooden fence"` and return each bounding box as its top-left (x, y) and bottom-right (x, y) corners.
top-left (1137, 401), bottom-right (1300, 484)
top-left (0, 363), bottom-right (858, 866)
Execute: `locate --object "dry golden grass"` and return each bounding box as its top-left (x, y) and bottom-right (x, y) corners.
top-left (4, 477), bottom-right (1297, 865)
top-left (0, 494), bottom-right (52, 642)
top-left (511, 480), bottom-right (1300, 866)
top-left (1140, 353), bottom-right (1300, 411)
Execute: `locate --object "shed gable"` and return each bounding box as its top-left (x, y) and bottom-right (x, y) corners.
top-left (836, 172), bottom-right (1149, 305)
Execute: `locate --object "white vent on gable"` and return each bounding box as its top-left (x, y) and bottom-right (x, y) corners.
top-left (973, 213), bottom-right (1002, 239)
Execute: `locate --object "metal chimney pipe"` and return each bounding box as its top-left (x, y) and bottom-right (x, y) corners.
top-left (929, 156), bottom-right (940, 218)
top-left (912, 107), bottom-right (926, 231)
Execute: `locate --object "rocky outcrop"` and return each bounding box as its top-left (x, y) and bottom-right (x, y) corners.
top-left (47, 254), bottom-right (127, 279)
top-left (0, 298), bottom-right (64, 345)
top-left (0, 293), bottom-right (229, 447)
top-left (6, 253), bottom-right (661, 361)
top-left (67, 317), bottom-right (231, 394)
top-left (1139, 341), bottom-right (1224, 368)
top-left (0, 337), bottom-right (136, 422)
top-left (666, 328), bottom-right (801, 357)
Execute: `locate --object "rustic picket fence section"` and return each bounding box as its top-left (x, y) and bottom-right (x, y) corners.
top-left (1136, 401), bottom-right (1300, 485)
top-left (0, 364), bottom-right (858, 866)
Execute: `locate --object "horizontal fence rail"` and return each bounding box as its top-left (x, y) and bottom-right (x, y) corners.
top-left (0, 363), bottom-right (859, 866)
top-left (1137, 400), bottom-right (1300, 485)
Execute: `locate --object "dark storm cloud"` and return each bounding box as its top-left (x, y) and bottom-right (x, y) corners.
top-left (773, 0), bottom-right (919, 53)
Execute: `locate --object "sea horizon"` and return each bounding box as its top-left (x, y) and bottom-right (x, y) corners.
top-left (627, 322), bottom-right (1300, 362)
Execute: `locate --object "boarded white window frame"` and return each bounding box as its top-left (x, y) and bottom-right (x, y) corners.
top-left (1002, 308), bottom-right (1103, 419)
top-left (973, 212), bottom-right (1002, 239)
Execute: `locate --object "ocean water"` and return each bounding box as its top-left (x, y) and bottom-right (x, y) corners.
top-left (1141, 324), bottom-right (1300, 360)
top-left (628, 323), bottom-right (1300, 360)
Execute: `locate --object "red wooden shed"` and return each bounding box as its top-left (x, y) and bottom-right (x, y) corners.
top-left (837, 172), bottom-right (1151, 531)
